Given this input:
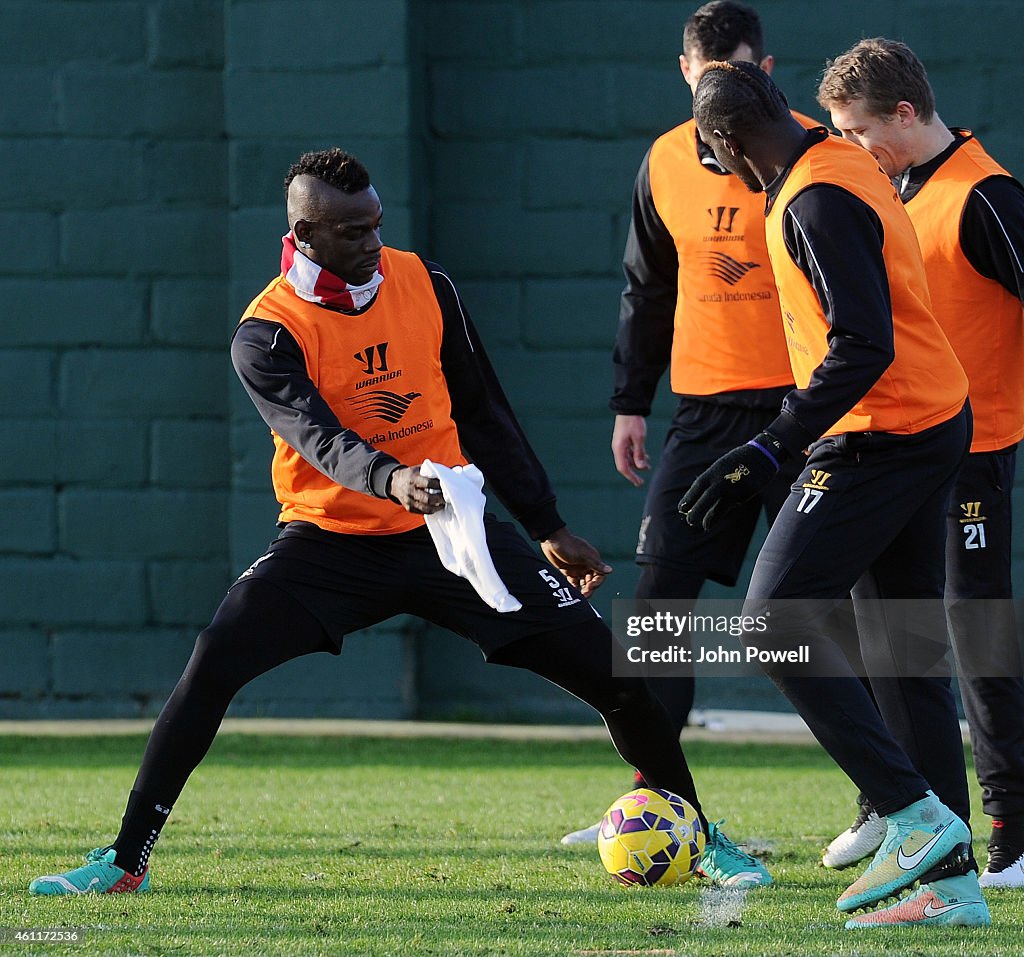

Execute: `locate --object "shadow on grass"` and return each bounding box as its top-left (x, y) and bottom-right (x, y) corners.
top-left (0, 735), bottom-right (832, 771)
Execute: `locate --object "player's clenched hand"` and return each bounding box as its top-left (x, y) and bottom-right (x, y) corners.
top-left (387, 465), bottom-right (446, 514)
top-left (611, 414), bottom-right (650, 487)
top-left (677, 432), bottom-right (786, 532)
top-left (540, 527), bottom-right (613, 597)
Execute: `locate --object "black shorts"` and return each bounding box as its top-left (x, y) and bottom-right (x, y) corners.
top-left (636, 390), bottom-right (800, 585)
top-left (232, 518), bottom-right (599, 659)
top-left (945, 444), bottom-right (1017, 599)
top-left (748, 405), bottom-right (972, 601)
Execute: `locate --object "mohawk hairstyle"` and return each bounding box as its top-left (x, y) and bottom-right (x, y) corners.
top-left (817, 38), bottom-right (936, 122)
top-left (683, 1), bottom-right (764, 62)
top-left (283, 148), bottom-right (371, 197)
top-left (693, 60), bottom-right (789, 137)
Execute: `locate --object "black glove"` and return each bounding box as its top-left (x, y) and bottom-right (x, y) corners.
top-left (677, 431), bottom-right (786, 531)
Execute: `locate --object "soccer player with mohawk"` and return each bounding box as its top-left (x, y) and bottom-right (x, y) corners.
top-left (29, 147), bottom-right (764, 898)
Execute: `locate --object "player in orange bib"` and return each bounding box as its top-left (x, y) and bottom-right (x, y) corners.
top-left (819, 37), bottom-right (1024, 891)
top-left (29, 148), bottom-right (766, 897)
top-left (684, 61), bottom-right (989, 928)
top-left (561, 5), bottom-right (795, 883)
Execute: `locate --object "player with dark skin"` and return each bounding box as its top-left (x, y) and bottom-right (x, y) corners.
top-left (30, 148), bottom-right (764, 897)
top-left (686, 61), bottom-right (987, 927)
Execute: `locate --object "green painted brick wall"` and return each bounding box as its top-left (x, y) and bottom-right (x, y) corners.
top-left (1, 0), bottom-right (1022, 722)
top-left (0, 0), bottom-right (230, 720)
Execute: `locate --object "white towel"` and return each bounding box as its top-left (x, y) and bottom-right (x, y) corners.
top-left (420, 459), bottom-right (522, 613)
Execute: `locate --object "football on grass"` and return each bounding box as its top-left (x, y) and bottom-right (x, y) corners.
top-left (597, 788), bottom-right (705, 887)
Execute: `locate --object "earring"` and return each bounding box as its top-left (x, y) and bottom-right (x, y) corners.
top-left (299, 241), bottom-right (311, 249)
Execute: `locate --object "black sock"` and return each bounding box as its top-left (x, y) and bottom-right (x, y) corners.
top-left (111, 790), bottom-right (172, 876)
top-left (991, 817), bottom-right (1024, 847)
top-left (918, 841), bottom-right (976, 882)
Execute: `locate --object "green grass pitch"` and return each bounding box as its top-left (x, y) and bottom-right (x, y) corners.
top-left (1, 733), bottom-right (1021, 956)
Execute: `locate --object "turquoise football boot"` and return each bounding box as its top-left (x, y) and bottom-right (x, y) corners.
top-left (697, 820), bottom-right (773, 887)
top-left (29, 847), bottom-right (150, 896)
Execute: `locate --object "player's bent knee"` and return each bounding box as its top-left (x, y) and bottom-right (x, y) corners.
top-left (180, 625), bottom-right (249, 696)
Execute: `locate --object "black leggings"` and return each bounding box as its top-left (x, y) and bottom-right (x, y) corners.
top-left (127, 580), bottom-right (334, 803)
top-left (634, 563), bottom-right (704, 735)
top-left (121, 579), bottom-right (704, 849)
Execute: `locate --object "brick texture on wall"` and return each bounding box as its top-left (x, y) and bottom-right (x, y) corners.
top-left (0, 0), bottom-right (231, 720)
top-left (2, 0), bottom-right (1022, 721)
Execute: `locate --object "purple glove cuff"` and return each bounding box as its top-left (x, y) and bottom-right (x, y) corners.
top-left (746, 439), bottom-right (782, 471)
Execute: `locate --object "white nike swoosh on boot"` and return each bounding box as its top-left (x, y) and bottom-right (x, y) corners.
top-left (896, 821), bottom-right (954, 871)
top-left (923, 898), bottom-right (976, 918)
